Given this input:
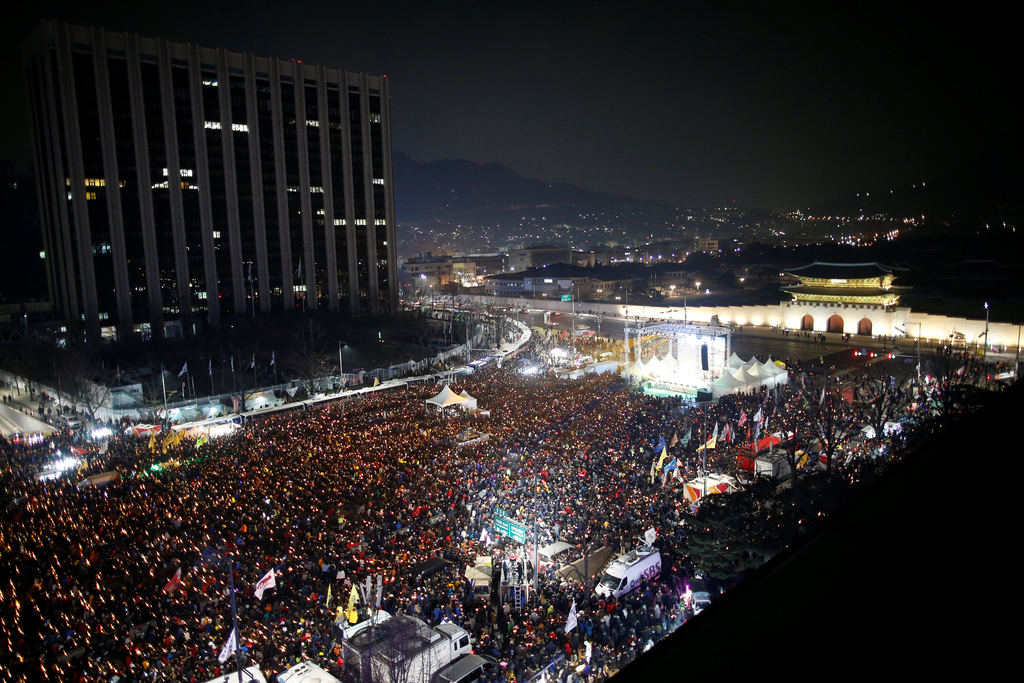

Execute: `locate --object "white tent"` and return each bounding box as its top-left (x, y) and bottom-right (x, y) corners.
top-left (708, 355), bottom-right (790, 397)
top-left (458, 390), bottom-right (478, 411)
top-left (0, 404), bottom-right (56, 437)
top-left (645, 355), bottom-right (666, 377)
top-left (710, 370), bottom-right (748, 397)
top-left (426, 385), bottom-right (469, 412)
top-left (727, 352), bottom-right (747, 370)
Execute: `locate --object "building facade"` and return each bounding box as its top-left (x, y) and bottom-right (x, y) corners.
top-left (25, 21), bottom-right (398, 341)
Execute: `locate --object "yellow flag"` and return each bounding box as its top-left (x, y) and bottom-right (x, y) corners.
top-left (347, 585), bottom-right (358, 613)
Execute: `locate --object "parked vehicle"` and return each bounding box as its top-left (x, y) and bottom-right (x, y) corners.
top-left (595, 545), bottom-right (662, 598)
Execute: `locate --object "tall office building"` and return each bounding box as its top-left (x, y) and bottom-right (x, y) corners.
top-left (24, 21), bottom-right (398, 341)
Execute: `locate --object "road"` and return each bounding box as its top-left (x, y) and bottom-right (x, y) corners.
top-left (510, 308), bottom-right (895, 365)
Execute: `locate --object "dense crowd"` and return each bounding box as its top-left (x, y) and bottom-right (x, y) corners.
top-left (0, 339), bottom-right (937, 683)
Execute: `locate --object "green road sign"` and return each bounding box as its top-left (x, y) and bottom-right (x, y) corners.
top-left (494, 515), bottom-right (528, 543)
top-left (560, 295), bottom-right (572, 301)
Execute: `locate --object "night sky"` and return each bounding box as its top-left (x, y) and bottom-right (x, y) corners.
top-left (2, 1), bottom-right (1016, 211)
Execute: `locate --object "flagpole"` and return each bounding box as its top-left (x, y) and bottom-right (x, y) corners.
top-left (224, 549), bottom-right (244, 683)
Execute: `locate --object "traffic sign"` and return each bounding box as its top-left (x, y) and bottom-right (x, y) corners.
top-left (494, 515), bottom-right (528, 543)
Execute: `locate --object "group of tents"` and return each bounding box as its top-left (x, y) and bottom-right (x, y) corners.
top-left (709, 353), bottom-right (790, 397)
top-left (424, 385), bottom-right (481, 413)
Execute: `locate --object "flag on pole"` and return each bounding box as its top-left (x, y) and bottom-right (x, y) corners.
top-left (163, 567), bottom-right (182, 593)
top-left (178, 362), bottom-right (188, 377)
top-left (564, 599), bottom-right (578, 634)
top-left (254, 568), bottom-right (276, 600)
top-left (480, 527), bottom-right (491, 545)
top-left (681, 429), bottom-right (690, 447)
top-left (697, 423), bottom-right (718, 451)
top-left (231, 357), bottom-right (235, 373)
top-left (270, 350), bottom-right (275, 366)
top-left (209, 359), bottom-right (212, 376)
top-left (217, 627), bottom-right (237, 663)
top-left (738, 410), bottom-right (747, 426)
top-left (655, 436), bottom-right (669, 471)
top-left (250, 354), bottom-right (255, 369)
top-left (649, 456), bottom-right (658, 483)
top-left (663, 457), bottom-right (678, 473)
top-left (754, 407), bottom-right (763, 425)
top-left (820, 385), bottom-right (826, 404)
top-left (347, 585), bottom-right (359, 614)
top-left (670, 432), bottom-right (678, 448)
top-left (373, 377), bottom-right (380, 387)
top-left (326, 583), bottom-right (332, 608)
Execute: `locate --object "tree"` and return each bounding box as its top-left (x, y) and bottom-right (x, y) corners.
top-left (806, 376), bottom-right (857, 475)
top-left (216, 344), bottom-right (264, 413)
top-left (855, 366), bottom-right (910, 444)
top-left (56, 347), bottom-right (114, 422)
top-left (921, 342), bottom-right (990, 418)
top-left (288, 320), bottom-right (332, 393)
top-left (685, 478), bottom-right (789, 577)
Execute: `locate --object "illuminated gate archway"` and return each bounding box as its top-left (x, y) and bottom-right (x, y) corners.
top-left (827, 314), bottom-right (844, 334)
top-left (801, 314), bottom-right (814, 331)
top-left (858, 318), bottom-right (872, 336)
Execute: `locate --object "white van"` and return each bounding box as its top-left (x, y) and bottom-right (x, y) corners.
top-left (537, 541), bottom-right (574, 570)
top-left (201, 666), bottom-right (268, 683)
top-left (434, 655), bottom-right (498, 683)
top-left (595, 545), bottom-right (661, 598)
top-left (278, 660), bottom-right (341, 683)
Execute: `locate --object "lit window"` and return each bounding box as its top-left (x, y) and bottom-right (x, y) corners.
top-left (309, 186), bottom-right (324, 193)
top-left (86, 191), bottom-right (97, 200)
top-left (202, 79), bottom-right (218, 87)
top-left (373, 178), bottom-right (384, 185)
top-left (213, 231), bottom-right (221, 238)
top-left (306, 120), bottom-right (319, 127)
top-left (375, 219), bottom-right (386, 225)
top-left (231, 123), bottom-right (248, 132)
top-left (39, 251), bottom-right (45, 259)
top-left (370, 113), bottom-right (381, 123)
top-left (334, 219), bottom-right (346, 226)
top-left (355, 219), bottom-right (366, 225)
top-left (181, 169), bottom-right (193, 177)
top-left (287, 187), bottom-right (299, 193)
top-left (204, 121), bottom-right (222, 129)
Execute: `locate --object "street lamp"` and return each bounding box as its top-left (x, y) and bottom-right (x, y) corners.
top-left (984, 302), bottom-right (990, 357)
top-left (338, 342), bottom-right (348, 390)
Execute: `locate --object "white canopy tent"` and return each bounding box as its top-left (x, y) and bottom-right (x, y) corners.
top-left (709, 355), bottom-right (789, 397)
top-left (426, 385), bottom-right (469, 412)
top-left (458, 390), bottom-right (478, 411)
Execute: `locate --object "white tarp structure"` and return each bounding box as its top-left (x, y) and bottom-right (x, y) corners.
top-left (0, 404), bottom-right (56, 437)
top-left (426, 385), bottom-right (469, 412)
top-left (710, 356), bottom-right (789, 397)
top-left (458, 390), bottom-right (478, 411)
top-left (587, 361), bottom-right (619, 375)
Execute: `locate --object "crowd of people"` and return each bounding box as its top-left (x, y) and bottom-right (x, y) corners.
top-left (0, 336), bottom-right (940, 683)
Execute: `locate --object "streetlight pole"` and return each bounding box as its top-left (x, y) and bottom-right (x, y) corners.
top-left (984, 302), bottom-right (990, 357)
top-left (339, 342), bottom-right (345, 390)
